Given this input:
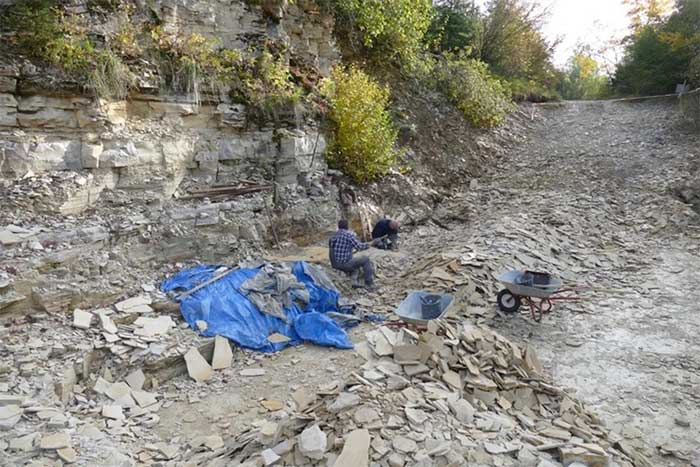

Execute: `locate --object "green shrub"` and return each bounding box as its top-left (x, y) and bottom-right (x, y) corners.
top-left (330, 0), bottom-right (433, 66)
top-left (149, 28), bottom-right (239, 101)
top-left (435, 53), bottom-right (515, 128)
top-left (4, 1), bottom-right (95, 71)
top-left (4, 1), bottom-right (136, 98)
top-left (235, 48), bottom-right (301, 112)
top-left (509, 77), bottom-right (561, 102)
top-left (89, 50), bottom-right (137, 100)
top-left (4, 1), bottom-right (300, 107)
top-left (149, 28), bottom-right (299, 109)
top-left (3, 0), bottom-right (61, 58)
top-left (322, 66), bottom-right (398, 183)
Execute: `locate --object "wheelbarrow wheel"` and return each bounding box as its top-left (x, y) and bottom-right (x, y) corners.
top-left (497, 289), bottom-right (521, 313)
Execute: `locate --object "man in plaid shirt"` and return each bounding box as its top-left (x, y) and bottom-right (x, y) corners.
top-left (329, 219), bottom-right (380, 290)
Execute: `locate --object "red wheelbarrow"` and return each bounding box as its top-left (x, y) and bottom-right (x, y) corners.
top-left (496, 270), bottom-right (586, 322)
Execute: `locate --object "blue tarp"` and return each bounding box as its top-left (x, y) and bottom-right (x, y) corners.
top-left (160, 262), bottom-right (353, 352)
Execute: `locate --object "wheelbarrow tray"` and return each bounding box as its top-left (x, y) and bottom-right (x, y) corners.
top-left (497, 270), bottom-right (562, 298)
top-left (395, 291), bottom-right (454, 326)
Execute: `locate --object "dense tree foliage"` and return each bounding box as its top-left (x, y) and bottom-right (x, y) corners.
top-left (614, 0), bottom-right (700, 95)
top-left (326, 0), bottom-right (433, 66)
top-left (425, 1), bottom-right (483, 54)
top-left (435, 52), bottom-right (515, 127)
top-left (427, 0), bottom-right (559, 101)
top-left (558, 51), bottom-right (612, 100)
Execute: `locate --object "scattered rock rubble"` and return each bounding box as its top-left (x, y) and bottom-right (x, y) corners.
top-left (183, 321), bottom-right (647, 466)
top-left (0, 98), bottom-right (697, 466)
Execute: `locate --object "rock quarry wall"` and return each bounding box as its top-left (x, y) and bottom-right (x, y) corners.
top-left (0, 0), bottom-right (346, 316)
top-left (0, 0), bottom-right (339, 220)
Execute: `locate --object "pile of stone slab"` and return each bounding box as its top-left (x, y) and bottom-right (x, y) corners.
top-left (186, 319), bottom-right (651, 467)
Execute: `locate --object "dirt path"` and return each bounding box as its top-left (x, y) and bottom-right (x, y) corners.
top-left (425, 98), bottom-right (700, 465)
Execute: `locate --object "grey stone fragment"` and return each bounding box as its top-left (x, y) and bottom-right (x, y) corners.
top-left (333, 429), bottom-right (370, 467)
top-left (392, 436), bottom-right (417, 454)
top-left (184, 347), bottom-right (213, 383)
top-left (0, 405), bottom-right (22, 430)
top-left (298, 424), bottom-right (327, 460)
top-left (212, 335), bottom-right (233, 370)
top-left (39, 431), bottom-right (71, 450)
top-left (125, 369), bottom-right (145, 390)
top-left (9, 433), bottom-right (40, 451)
top-left (449, 398), bottom-right (475, 424)
top-left (328, 392), bottom-right (361, 413)
top-left (261, 448), bottom-right (280, 465)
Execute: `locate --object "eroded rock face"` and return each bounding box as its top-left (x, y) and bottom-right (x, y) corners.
top-left (0, 0), bottom-right (343, 322)
top-left (0, 0), bottom-right (339, 218)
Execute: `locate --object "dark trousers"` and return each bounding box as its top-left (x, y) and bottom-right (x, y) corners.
top-left (375, 233), bottom-right (399, 250)
top-left (334, 256), bottom-right (374, 286)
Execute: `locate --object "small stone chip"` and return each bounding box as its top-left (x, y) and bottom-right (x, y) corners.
top-left (674, 417), bottom-right (690, 428)
top-left (239, 368), bottom-right (266, 377)
top-left (57, 447), bottom-right (78, 463)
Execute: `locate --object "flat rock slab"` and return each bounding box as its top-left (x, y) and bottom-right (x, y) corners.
top-left (93, 377), bottom-right (111, 395)
top-left (72, 309), bottom-right (93, 329)
top-left (105, 382), bottom-right (131, 401)
top-left (132, 390), bottom-right (158, 408)
top-left (125, 369), bottom-right (146, 390)
top-left (212, 335), bottom-right (233, 369)
top-left (404, 407), bottom-right (429, 425)
top-left (442, 370), bottom-right (461, 389)
top-left (392, 436), bottom-right (417, 454)
top-left (134, 316), bottom-right (174, 337)
top-left (99, 313), bottom-right (118, 334)
top-left (9, 433), bottom-right (40, 451)
top-left (40, 432), bottom-right (71, 450)
top-left (204, 435), bottom-right (224, 450)
top-left (261, 448), bottom-right (281, 465)
top-left (393, 344), bottom-right (422, 364)
top-left (57, 447), bottom-right (78, 463)
top-left (185, 347), bottom-right (213, 383)
top-left (115, 295), bottom-right (153, 313)
top-left (240, 368), bottom-right (266, 377)
top-left (333, 429), bottom-right (370, 467)
top-left (261, 399), bottom-right (284, 411)
top-left (0, 394), bottom-right (24, 406)
top-left (292, 388), bottom-right (316, 412)
top-left (0, 405), bottom-right (22, 430)
top-left (449, 398), bottom-right (475, 424)
top-left (354, 406), bottom-right (380, 424)
top-left (328, 392), bottom-right (361, 413)
top-left (102, 405), bottom-right (125, 420)
top-left (260, 421), bottom-right (279, 437)
top-left (268, 333), bottom-right (291, 343)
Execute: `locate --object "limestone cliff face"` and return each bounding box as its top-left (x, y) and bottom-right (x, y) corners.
top-left (0, 0), bottom-right (340, 227)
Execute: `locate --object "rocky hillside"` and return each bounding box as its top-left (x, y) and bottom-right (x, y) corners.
top-left (0, 0), bottom-right (524, 318)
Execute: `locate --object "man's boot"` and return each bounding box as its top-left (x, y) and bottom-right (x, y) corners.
top-left (351, 270), bottom-right (363, 288)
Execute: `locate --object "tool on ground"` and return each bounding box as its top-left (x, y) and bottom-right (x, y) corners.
top-left (173, 267), bottom-right (239, 301)
top-left (264, 198), bottom-right (281, 249)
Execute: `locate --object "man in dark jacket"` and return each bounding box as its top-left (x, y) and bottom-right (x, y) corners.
top-left (371, 218), bottom-right (400, 251)
top-left (329, 220), bottom-right (381, 290)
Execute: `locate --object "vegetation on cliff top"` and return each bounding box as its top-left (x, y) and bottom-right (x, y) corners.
top-left (2, 0), bottom-right (301, 109)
